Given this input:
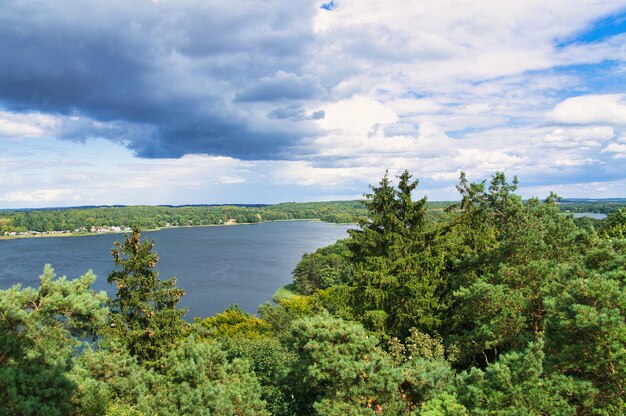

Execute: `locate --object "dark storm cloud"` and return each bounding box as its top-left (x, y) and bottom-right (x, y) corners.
top-left (235, 71), bottom-right (326, 102)
top-left (0, 0), bottom-right (323, 160)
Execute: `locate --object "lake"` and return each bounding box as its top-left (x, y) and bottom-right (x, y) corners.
top-left (570, 212), bottom-right (607, 219)
top-left (0, 221), bottom-right (354, 319)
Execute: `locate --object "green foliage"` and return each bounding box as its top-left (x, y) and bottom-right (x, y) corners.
top-left (292, 240), bottom-right (352, 295)
top-left (544, 242), bottom-right (626, 412)
top-left (386, 329), bottom-right (457, 411)
top-left (457, 340), bottom-right (594, 415)
top-left (191, 305), bottom-right (298, 415)
top-left (340, 170), bottom-right (448, 336)
top-left (162, 337), bottom-right (269, 415)
top-left (72, 337), bottom-right (269, 415)
top-left (0, 200), bottom-right (368, 235)
top-left (258, 294), bottom-right (328, 337)
top-left (600, 207), bottom-right (626, 238)
top-left (272, 283), bottom-right (299, 302)
top-left (388, 328), bottom-right (447, 364)
top-left (0, 266), bottom-right (108, 416)
top-left (217, 335), bottom-right (298, 416)
top-left (193, 305), bottom-right (272, 339)
top-left (106, 228), bottom-right (187, 367)
top-left (286, 313), bottom-right (404, 415)
top-left (416, 392), bottom-right (469, 416)
top-left (558, 198), bottom-right (626, 214)
top-left (104, 403), bottom-right (143, 416)
top-left (70, 346), bottom-right (168, 414)
top-left (445, 173), bottom-right (585, 366)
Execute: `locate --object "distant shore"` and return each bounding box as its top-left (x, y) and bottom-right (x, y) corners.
top-left (0, 218), bottom-right (354, 241)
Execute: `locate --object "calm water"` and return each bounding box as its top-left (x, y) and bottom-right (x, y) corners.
top-left (570, 212), bottom-right (607, 219)
top-left (0, 221), bottom-right (353, 319)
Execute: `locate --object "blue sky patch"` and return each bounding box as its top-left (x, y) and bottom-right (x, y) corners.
top-left (321, 1), bottom-right (337, 11)
top-left (557, 9), bottom-right (626, 47)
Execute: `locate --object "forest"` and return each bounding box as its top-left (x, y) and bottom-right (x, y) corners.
top-left (0, 201), bottom-right (369, 235)
top-left (1, 171), bottom-right (625, 415)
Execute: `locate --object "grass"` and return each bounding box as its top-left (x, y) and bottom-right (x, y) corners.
top-left (272, 283), bottom-right (298, 302)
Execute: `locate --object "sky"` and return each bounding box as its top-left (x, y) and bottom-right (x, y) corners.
top-left (1, 0), bottom-right (626, 208)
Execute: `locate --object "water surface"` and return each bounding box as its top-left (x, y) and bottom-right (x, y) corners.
top-left (570, 212), bottom-right (607, 219)
top-left (0, 221), bottom-right (353, 318)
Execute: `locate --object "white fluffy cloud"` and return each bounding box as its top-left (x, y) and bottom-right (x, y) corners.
top-left (601, 136), bottom-right (626, 158)
top-left (549, 94), bottom-right (626, 125)
top-left (532, 126), bottom-right (615, 148)
top-left (0, 112), bottom-right (58, 138)
top-left (313, 0), bottom-right (626, 89)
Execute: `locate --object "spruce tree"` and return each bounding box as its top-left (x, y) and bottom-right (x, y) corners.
top-left (343, 170), bottom-right (446, 336)
top-left (107, 227), bottom-right (187, 367)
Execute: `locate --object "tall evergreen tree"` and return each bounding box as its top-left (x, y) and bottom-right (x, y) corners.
top-left (107, 228), bottom-right (187, 367)
top-left (342, 170), bottom-right (447, 336)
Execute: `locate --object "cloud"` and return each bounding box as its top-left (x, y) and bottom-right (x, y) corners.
top-left (0, 111), bottom-right (57, 138)
top-left (531, 126), bottom-right (615, 148)
top-left (0, 189), bottom-right (78, 203)
top-left (549, 94), bottom-right (626, 125)
top-left (601, 135), bottom-right (626, 158)
top-left (267, 105), bottom-right (325, 121)
top-left (320, 96), bottom-right (398, 136)
top-left (0, 0), bottom-right (321, 160)
top-left (3, 0), bottom-right (624, 162)
top-left (2, 0), bottom-right (626, 207)
top-left (602, 143), bottom-right (626, 158)
top-left (235, 71), bottom-right (326, 102)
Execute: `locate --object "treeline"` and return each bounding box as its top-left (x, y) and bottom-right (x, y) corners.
top-left (0, 201), bottom-right (368, 234)
top-left (559, 198), bottom-right (626, 214)
top-left (1, 171), bottom-right (625, 415)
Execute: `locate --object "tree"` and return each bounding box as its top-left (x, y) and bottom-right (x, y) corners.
top-left (600, 207), bottom-right (626, 239)
top-left (445, 173), bottom-right (584, 366)
top-left (342, 170), bottom-right (448, 336)
top-left (0, 265), bottom-right (108, 416)
top-left (544, 240), bottom-right (626, 412)
top-left (162, 338), bottom-right (270, 415)
top-left (389, 329), bottom-right (457, 411)
top-left (457, 340), bottom-right (594, 415)
top-left (286, 313), bottom-right (404, 415)
top-left (349, 170), bottom-right (427, 260)
top-left (292, 240), bottom-right (352, 295)
top-left (106, 228), bottom-right (187, 367)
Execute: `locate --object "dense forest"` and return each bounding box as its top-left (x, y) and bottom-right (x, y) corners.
top-left (1, 171), bottom-right (625, 415)
top-left (0, 201), bottom-right (369, 235)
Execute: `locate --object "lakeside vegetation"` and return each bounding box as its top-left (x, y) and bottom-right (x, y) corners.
top-left (1, 171), bottom-right (625, 415)
top-left (0, 201), bottom-right (367, 237)
top-left (558, 198), bottom-right (626, 214)
top-left (1, 197), bottom-right (620, 239)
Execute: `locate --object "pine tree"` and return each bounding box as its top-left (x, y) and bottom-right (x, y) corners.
top-left (0, 265), bottom-right (108, 416)
top-left (286, 313), bottom-right (404, 415)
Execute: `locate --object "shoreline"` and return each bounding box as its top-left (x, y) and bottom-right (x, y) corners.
top-left (0, 218), bottom-right (355, 241)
